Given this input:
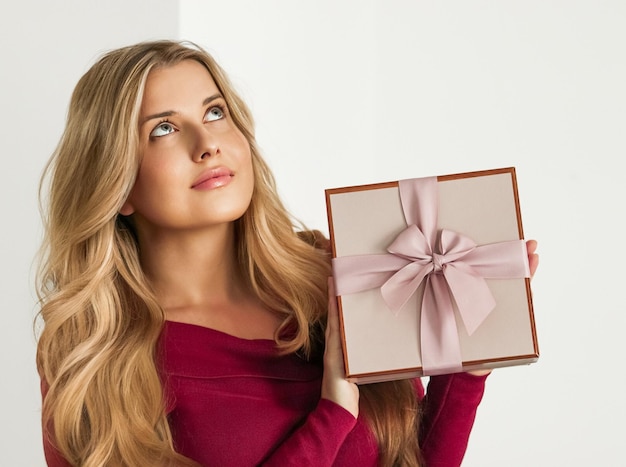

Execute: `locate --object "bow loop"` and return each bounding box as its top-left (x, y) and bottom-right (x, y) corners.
top-left (387, 224), bottom-right (432, 261)
top-left (438, 229), bottom-right (477, 259)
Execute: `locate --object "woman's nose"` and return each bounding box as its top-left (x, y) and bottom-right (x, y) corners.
top-left (192, 127), bottom-right (220, 162)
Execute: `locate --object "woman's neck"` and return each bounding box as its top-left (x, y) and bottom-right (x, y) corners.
top-left (137, 223), bottom-right (242, 308)
top-left (136, 222), bottom-right (281, 339)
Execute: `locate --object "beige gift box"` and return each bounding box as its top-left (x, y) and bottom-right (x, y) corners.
top-left (325, 167), bottom-right (539, 384)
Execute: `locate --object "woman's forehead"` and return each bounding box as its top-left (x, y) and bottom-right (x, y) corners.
top-left (141, 60), bottom-right (219, 115)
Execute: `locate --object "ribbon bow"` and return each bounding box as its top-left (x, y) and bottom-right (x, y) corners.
top-left (332, 177), bottom-right (530, 375)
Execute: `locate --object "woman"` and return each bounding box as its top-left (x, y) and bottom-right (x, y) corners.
top-left (37, 40), bottom-right (538, 466)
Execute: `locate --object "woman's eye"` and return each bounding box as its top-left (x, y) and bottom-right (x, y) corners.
top-left (150, 122), bottom-right (176, 138)
top-left (205, 106), bottom-right (225, 122)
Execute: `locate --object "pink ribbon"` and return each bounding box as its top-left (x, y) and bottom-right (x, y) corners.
top-left (332, 177), bottom-right (530, 375)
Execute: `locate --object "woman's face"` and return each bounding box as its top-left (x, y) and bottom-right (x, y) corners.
top-left (121, 60), bottom-right (253, 236)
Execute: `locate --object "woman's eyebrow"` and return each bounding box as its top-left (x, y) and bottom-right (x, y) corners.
top-left (202, 93), bottom-right (223, 106)
top-left (141, 93), bottom-right (224, 125)
top-left (141, 109), bottom-right (176, 124)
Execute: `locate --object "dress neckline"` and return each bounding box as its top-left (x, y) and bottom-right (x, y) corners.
top-left (164, 319), bottom-right (277, 344)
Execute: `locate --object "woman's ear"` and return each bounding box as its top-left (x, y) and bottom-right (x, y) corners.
top-left (119, 200), bottom-right (135, 216)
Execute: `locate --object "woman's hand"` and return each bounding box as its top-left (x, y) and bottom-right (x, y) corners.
top-left (321, 277), bottom-right (360, 418)
top-left (467, 239), bottom-right (539, 377)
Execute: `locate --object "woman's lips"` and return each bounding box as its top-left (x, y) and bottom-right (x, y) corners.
top-left (191, 167), bottom-right (234, 190)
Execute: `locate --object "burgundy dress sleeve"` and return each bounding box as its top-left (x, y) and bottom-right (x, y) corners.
top-left (43, 436), bottom-right (72, 467)
top-left (419, 372), bottom-right (489, 467)
top-left (260, 398), bottom-right (358, 466)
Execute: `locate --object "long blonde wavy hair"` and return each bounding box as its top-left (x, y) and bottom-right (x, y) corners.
top-left (36, 40), bottom-right (420, 466)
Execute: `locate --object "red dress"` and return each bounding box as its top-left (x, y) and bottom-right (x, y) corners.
top-left (42, 320), bottom-right (488, 466)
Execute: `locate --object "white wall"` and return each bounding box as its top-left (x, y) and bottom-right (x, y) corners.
top-left (181, 1), bottom-right (625, 466)
top-left (0, 1), bottom-right (178, 465)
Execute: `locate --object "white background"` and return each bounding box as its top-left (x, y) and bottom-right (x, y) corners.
top-left (0, 1), bottom-right (178, 466)
top-left (2, 1), bottom-right (624, 466)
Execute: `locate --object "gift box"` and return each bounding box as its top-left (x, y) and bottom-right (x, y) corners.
top-left (326, 167), bottom-right (539, 383)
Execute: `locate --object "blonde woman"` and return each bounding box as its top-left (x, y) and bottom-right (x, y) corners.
top-left (37, 40), bottom-right (538, 467)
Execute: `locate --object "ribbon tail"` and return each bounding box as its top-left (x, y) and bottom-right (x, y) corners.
top-left (381, 262), bottom-right (431, 314)
top-left (420, 275), bottom-right (463, 375)
top-left (444, 265), bottom-right (495, 335)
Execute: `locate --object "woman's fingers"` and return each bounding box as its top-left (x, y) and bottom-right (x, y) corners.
top-left (322, 277), bottom-right (359, 418)
top-left (526, 240), bottom-right (539, 279)
top-left (325, 278), bottom-right (337, 340)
